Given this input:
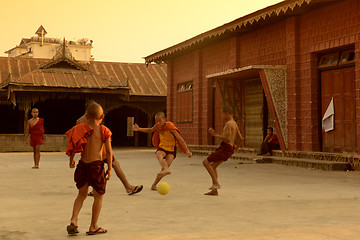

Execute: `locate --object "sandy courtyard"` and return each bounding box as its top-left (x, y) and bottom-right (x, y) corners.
top-left (1, 148), bottom-right (360, 240)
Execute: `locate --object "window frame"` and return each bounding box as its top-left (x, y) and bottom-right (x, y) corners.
top-left (176, 80), bottom-right (193, 123)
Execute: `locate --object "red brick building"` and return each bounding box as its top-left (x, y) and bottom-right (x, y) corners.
top-left (145, 0), bottom-right (359, 154)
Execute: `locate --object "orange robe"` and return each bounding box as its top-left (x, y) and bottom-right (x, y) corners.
top-left (65, 123), bottom-right (112, 195)
top-left (152, 121), bottom-right (187, 154)
top-left (29, 118), bottom-right (45, 147)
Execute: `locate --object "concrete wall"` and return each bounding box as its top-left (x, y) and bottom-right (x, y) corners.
top-left (0, 134), bottom-right (67, 152)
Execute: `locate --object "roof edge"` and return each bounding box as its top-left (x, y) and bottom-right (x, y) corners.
top-left (145, 0), bottom-right (339, 64)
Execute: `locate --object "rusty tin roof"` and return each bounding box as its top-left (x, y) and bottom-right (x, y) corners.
top-left (0, 57), bottom-right (167, 96)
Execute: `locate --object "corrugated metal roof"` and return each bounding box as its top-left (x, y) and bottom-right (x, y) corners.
top-left (0, 57), bottom-right (167, 96)
top-left (145, 0), bottom-right (339, 64)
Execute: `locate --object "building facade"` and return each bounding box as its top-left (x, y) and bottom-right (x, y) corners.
top-left (0, 27), bottom-right (167, 151)
top-left (5, 26), bottom-right (93, 62)
top-left (145, 0), bottom-right (360, 154)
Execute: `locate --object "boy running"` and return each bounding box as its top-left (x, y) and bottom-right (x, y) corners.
top-left (203, 105), bottom-right (243, 196)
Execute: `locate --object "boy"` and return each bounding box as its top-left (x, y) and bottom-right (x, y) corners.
top-left (203, 105), bottom-right (243, 196)
top-left (132, 112), bottom-right (192, 190)
top-left (26, 108), bottom-right (44, 169)
top-left (66, 102), bottom-right (112, 235)
top-left (77, 100), bottom-right (143, 196)
top-left (260, 127), bottom-right (280, 156)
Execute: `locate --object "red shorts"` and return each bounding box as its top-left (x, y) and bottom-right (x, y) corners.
top-left (74, 160), bottom-right (107, 195)
top-left (156, 147), bottom-right (177, 159)
top-left (207, 142), bottom-right (234, 163)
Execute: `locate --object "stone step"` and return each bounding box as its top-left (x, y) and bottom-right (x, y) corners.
top-left (189, 147), bottom-right (352, 171)
top-left (267, 156), bottom-right (351, 171)
top-left (272, 150), bottom-right (359, 163)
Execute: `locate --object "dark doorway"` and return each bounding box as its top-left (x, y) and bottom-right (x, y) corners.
top-left (33, 99), bottom-right (84, 134)
top-left (0, 104), bottom-right (24, 133)
top-left (105, 106), bottom-right (148, 147)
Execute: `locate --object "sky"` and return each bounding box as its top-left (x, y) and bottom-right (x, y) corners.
top-left (1, 0), bottom-right (283, 63)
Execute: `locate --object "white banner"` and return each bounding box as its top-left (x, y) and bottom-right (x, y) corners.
top-left (322, 97), bottom-right (334, 132)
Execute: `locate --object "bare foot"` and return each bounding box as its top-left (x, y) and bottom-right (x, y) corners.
top-left (32, 166), bottom-right (39, 169)
top-left (205, 189), bottom-right (218, 195)
top-left (209, 183), bottom-right (221, 190)
top-left (151, 185), bottom-right (157, 191)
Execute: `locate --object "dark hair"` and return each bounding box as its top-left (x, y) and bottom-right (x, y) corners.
top-left (155, 112), bottom-right (166, 118)
top-left (86, 102), bottom-right (103, 119)
top-left (267, 127), bottom-right (274, 132)
top-left (221, 105), bottom-right (233, 115)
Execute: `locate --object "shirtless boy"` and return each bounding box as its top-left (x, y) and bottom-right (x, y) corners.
top-left (132, 112), bottom-right (192, 190)
top-left (203, 105), bottom-right (243, 196)
top-left (77, 100), bottom-right (143, 196)
top-left (66, 102), bottom-right (112, 235)
top-left (26, 108), bottom-right (45, 169)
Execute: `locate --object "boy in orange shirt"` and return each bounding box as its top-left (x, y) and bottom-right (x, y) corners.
top-left (66, 102), bottom-right (112, 235)
top-left (132, 112), bottom-right (192, 190)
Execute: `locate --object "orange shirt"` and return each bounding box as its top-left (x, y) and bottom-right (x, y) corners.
top-left (158, 130), bottom-right (176, 152)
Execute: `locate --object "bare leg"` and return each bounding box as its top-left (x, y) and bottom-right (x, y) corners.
top-left (112, 158), bottom-right (136, 193)
top-left (203, 159), bottom-right (223, 190)
top-left (32, 145), bottom-right (41, 168)
top-left (151, 152), bottom-right (174, 190)
top-left (70, 184), bottom-right (89, 227)
top-left (88, 190), bottom-right (106, 233)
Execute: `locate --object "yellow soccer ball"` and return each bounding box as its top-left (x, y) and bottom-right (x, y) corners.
top-left (157, 182), bottom-right (170, 195)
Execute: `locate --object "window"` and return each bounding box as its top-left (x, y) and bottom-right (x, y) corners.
top-left (176, 81), bottom-right (193, 123)
top-left (318, 49), bottom-right (355, 68)
top-left (339, 50), bottom-right (355, 65)
top-left (318, 53), bottom-right (339, 68)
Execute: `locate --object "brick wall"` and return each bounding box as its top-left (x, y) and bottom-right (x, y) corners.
top-left (0, 134), bottom-right (67, 152)
top-left (168, 0), bottom-right (360, 152)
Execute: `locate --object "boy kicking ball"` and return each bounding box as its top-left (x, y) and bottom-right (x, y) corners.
top-left (203, 105), bottom-right (243, 196)
top-left (132, 112), bottom-right (192, 190)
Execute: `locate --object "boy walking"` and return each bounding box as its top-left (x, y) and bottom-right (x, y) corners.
top-left (203, 105), bottom-right (243, 196)
top-left (26, 108), bottom-right (44, 169)
top-left (66, 102), bottom-right (112, 235)
top-left (132, 112), bottom-right (192, 190)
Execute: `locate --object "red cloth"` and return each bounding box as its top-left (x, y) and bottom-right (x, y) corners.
top-left (207, 142), bottom-right (235, 163)
top-left (268, 134), bottom-right (279, 145)
top-left (74, 160), bottom-right (107, 195)
top-left (65, 123), bottom-right (112, 156)
top-left (152, 121), bottom-right (187, 154)
top-left (30, 118), bottom-right (44, 147)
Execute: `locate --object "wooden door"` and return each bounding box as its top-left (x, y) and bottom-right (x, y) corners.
top-left (321, 67), bottom-right (356, 152)
top-left (244, 78), bottom-right (263, 148)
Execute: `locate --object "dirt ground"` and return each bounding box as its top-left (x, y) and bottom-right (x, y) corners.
top-left (1, 148), bottom-right (360, 240)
